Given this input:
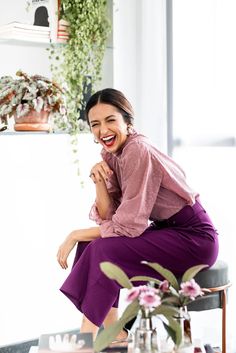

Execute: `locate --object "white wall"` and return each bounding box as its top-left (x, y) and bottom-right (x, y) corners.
top-left (113, 0), bottom-right (168, 151)
top-left (0, 0), bottom-right (113, 85)
top-left (0, 0), bottom-right (169, 346)
top-left (0, 0), bottom-right (51, 78)
top-left (0, 0), bottom-right (111, 345)
top-left (0, 133), bottom-right (103, 344)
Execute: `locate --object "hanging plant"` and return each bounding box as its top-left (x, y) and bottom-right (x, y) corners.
top-left (49, 0), bottom-right (112, 138)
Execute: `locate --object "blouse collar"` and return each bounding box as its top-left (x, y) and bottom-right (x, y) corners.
top-left (114, 130), bottom-right (138, 157)
top-left (101, 130), bottom-right (139, 160)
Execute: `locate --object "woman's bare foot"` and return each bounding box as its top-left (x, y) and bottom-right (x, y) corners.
top-left (115, 329), bottom-right (128, 342)
top-left (110, 329), bottom-right (133, 346)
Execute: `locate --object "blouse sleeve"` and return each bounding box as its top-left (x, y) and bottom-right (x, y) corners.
top-left (89, 164), bottom-right (122, 224)
top-left (99, 141), bottom-right (163, 237)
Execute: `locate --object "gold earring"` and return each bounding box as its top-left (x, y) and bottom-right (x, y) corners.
top-left (127, 125), bottom-right (134, 135)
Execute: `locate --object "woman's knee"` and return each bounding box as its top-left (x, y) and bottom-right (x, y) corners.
top-left (89, 237), bottom-right (123, 259)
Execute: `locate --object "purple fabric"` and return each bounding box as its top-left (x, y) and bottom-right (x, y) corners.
top-left (60, 200), bottom-right (218, 327)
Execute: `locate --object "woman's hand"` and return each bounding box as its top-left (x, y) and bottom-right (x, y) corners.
top-left (57, 231), bottom-right (78, 269)
top-left (57, 228), bottom-right (101, 269)
top-left (89, 161), bottom-right (113, 184)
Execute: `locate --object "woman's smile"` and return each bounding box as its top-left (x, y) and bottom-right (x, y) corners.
top-left (88, 103), bottom-right (128, 153)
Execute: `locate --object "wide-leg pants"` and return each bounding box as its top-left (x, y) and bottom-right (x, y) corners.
top-left (60, 200), bottom-right (219, 327)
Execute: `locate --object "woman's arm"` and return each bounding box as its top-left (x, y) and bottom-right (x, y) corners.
top-left (57, 226), bottom-right (100, 269)
top-left (57, 161), bottom-right (119, 270)
top-left (90, 161), bottom-right (114, 219)
top-left (94, 178), bottom-right (112, 219)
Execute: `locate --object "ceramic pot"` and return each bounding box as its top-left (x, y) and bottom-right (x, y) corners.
top-left (14, 110), bottom-right (50, 131)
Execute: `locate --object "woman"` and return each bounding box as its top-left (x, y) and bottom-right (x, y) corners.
top-left (57, 88), bottom-right (218, 341)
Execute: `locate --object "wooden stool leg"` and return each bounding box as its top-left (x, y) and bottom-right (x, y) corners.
top-left (222, 289), bottom-right (227, 353)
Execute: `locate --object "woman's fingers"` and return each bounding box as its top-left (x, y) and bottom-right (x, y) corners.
top-left (57, 236), bottom-right (77, 269)
top-left (57, 248), bottom-right (68, 269)
top-left (90, 161), bottom-right (113, 183)
top-left (99, 162), bottom-right (112, 180)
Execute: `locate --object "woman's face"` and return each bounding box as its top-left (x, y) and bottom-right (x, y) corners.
top-left (88, 103), bottom-right (129, 153)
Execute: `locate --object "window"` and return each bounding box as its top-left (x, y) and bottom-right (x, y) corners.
top-left (173, 0), bottom-right (236, 146)
top-left (172, 2), bottom-right (236, 351)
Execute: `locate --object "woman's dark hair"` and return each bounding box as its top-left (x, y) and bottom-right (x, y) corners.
top-left (85, 88), bottom-right (134, 126)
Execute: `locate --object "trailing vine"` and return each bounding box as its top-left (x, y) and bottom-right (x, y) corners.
top-left (49, 0), bottom-right (111, 137)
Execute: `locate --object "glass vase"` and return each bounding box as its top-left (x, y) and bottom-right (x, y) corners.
top-left (133, 315), bottom-right (159, 353)
top-left (175, 306), bottom-right (194, 353)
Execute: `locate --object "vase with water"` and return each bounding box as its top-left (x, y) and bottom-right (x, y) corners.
top-left (133, 312), bottom-right (160, 353)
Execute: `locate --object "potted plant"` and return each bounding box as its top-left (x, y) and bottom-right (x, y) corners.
top-left (0, 70), bottom-right (67, 132)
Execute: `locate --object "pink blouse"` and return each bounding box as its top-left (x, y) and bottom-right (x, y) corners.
top-left (89, 132), bottom-right (199, 238)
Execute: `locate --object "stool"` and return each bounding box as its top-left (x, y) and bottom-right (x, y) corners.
top-left (187, 260), bottom-right (231, 353)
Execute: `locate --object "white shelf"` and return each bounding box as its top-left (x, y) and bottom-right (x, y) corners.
top-left (0, 36), bottom-right (65, 47)
top-left (0, 37), bottom-right (49, 46)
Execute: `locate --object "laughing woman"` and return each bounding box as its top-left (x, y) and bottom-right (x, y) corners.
top-left (57, 88), bottom-right (218, 341)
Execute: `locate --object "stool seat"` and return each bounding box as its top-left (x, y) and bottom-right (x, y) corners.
top-left (186, 260), bottom-right (230, 311)
top-left (184, 259), bottom-right (231, 353)
top-left (190, 260), bottom-right (228, 288)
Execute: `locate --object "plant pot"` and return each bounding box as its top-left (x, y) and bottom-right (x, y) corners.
top-left (14, 110), bottom-right (50, 132)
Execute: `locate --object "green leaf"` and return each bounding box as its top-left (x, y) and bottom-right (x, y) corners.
top-left (182, 264), bottom-right (208, 282)
top-left (142, 261), bottom-right (179, 290)
top-left (163, 316), bottom-right (182, 347)
top-left (151, 304), bottom-right (179, 317)
top-left (118, 299), bottom-right (140, 324)
top-left (162, 296), bottom-right (180, 306)
top-left (130, 275), bottom-right (162, 286)
top-left (94, 300), bottom-right (139, 352)
top-left (94, 320), bottom-right (124, 352)
top-left (100, 262), bottom-right (133, 289)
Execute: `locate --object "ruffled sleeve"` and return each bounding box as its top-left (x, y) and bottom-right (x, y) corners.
top-left (89, 203), bottom-right (103, 225)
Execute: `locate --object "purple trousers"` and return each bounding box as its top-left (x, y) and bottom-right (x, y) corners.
top-left (60, 200), bottom-right (218, 327)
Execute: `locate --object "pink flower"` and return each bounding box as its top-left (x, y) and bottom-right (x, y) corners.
top-left (159, 280), bottom-right (170, 293)
top-left (179, 279), bottom-right (204, 300)
top-left (126, 287), bottom-right (141, 302)
top-left (139, 288), bottom-right (161, 309)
